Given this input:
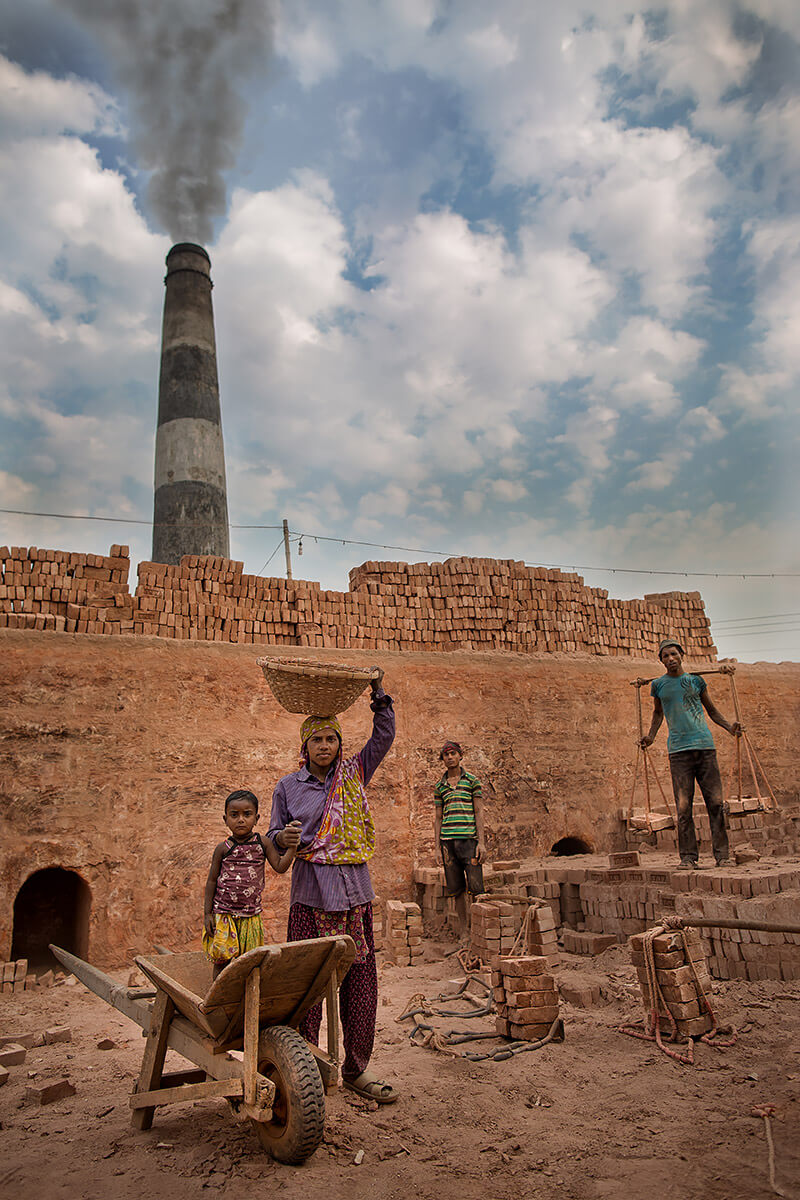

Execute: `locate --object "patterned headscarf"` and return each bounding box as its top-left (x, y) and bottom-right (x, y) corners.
top-left (297, 714), bottom-right (375, 866)
top-left (300, 714), bottom-right (342, 758)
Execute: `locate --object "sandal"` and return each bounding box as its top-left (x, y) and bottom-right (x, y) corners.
top-left (342, 1070), bottom-right (399, 1104)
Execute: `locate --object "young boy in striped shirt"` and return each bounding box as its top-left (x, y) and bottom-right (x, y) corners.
top-left (434, 740), bottom-right (486, 933)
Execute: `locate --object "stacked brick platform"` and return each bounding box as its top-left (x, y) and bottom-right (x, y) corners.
top-left (383, 900), bottom-right (423, 965)
top-left (414, 839), bottom-right (800, 982)
top-left (349, 560), bottom-right (715, 657)
top-left (630, 928), bottom-right (714, 1037)
top-left (493, 956), bottom-right (561, 1040)
top-left (0, 544), bottom-right (716, 658)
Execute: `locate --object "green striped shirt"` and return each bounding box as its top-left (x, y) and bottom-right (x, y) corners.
top-left (434, 769), bottom-right (482, 838)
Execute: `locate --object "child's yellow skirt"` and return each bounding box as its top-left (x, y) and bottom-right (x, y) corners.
top-left (202, 913), bottom-right (264, 964)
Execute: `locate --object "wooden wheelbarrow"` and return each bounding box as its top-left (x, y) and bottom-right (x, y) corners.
top-left (50, 936), bottom-right (355, 1164)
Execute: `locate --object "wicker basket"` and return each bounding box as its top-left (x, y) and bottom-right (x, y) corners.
top-left (257, 656), bottom-right (380, 717)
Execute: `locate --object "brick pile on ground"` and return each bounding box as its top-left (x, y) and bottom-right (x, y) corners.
top-left (414, 843), bottom-right (800, 982)
top-left (493, 955), bottom-right (561, 1040)
top-left (0, 960), bottom-right (49, 994)
top-left (629, 928), bottom-right (715, 1038)
top-left (413, 866), bottom-right (448, 929)
top-left (384, 900), bottom-right (423, 965)
top-left (1, 962), bottom-right (66, 996)
top-left (470, 899), bottom-right (559, 969)
top-left (349, 560), bottom-right (714, 657)
top-left (0, 544), bottom-right (717, 657)
top-left (470, 898), bottom-right (527, 964)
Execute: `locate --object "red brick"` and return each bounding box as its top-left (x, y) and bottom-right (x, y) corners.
top-left (25, 1079), bottom-right (76, 1105)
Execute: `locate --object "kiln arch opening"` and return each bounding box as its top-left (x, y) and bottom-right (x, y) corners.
top-left (10, 868), bottom-right (91, 972)
top-left (550, 836), bottom-right (593, 856)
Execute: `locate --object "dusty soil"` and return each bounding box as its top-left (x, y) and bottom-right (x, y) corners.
top-left (1, 942), bottom-right (799, 1200)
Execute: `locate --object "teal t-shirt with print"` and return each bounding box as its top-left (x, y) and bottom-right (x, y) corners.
top-left (651, 673), bottom-right (715, 754)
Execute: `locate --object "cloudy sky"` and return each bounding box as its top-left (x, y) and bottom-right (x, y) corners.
top-left (1, 0), bottom-right (798, 663)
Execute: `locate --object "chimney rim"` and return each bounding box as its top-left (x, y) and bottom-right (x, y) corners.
top-left (166, 242), bottom-right (210, 263)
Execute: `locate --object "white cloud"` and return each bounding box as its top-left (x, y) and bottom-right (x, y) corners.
top-left (625, 452), bottom-right (690, 492)
top-left (0, 55), bottom-right (121, 139)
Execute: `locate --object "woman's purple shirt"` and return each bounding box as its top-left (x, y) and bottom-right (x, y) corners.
top-left (268, 694), bottom-right (395, 911)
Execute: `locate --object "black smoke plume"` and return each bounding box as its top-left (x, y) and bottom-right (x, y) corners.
top-left (60, 0), bottom-right (276, 242)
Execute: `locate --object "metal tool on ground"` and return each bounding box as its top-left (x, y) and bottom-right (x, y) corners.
top-left (50, 936), bottom-right (354, 1164)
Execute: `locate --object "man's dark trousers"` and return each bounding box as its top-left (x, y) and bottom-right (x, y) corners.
top-left (668, 748), bottom-right (729, 863)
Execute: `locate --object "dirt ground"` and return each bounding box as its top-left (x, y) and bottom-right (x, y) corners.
top-left (1, 940), bottom-right (799, 1200)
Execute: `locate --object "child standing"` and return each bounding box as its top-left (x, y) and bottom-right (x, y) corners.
top-left (203, 789), bottom-right (301, 974)
top-left (434, 740), bottom-right (486, 934)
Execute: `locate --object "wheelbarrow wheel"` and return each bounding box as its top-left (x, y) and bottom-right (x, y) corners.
top-left (251, 1025), bottom-right (325, 1164)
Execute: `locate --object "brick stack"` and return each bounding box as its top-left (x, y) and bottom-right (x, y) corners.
top-left (414, 867), bottom-right (447, 928)
top-left (349, 560), bottom-right (716, 658)
top-left (0, 545), bottom-right (131, 633)
top-left (560, 882), bottom-right (584, 929)
top-left (470, 898), bottom-right (527, 965)
top-left (493, 956), bottom-right (560, 1040)
top-left (383, 900), bottom-right (423, 965)
top-left (525, 904), bottom-right (560, 968)
top-left (1, 962), bottom-right (59, 995)
top-left (562, 929), bottom-right (617, 955)
top-left (372, 898), bottom-right (384, 951)
top-left (1, 544), bottom-right (717, 658)
top-left (470, 899), bottom-right (559, 968)
top-left (629, 928), bottom-right (714, 1038)
top-left (0, 960), bottom-right (37, 994)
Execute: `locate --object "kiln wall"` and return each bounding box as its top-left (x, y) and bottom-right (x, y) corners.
top-left (1, 631), bottom-right (797, 966)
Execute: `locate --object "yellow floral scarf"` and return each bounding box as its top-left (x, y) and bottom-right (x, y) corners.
top-left (297, 716), bottom-right (375, 865)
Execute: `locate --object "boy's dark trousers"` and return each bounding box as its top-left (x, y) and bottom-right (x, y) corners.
top-left (668, 748), bottom-right (729, 863)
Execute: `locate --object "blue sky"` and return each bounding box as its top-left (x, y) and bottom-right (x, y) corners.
top-left (0, 1), bottom-right (798, 663)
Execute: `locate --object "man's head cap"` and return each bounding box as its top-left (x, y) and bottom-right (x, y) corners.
top-left (658, 638), bottom-right (684, 660)
top-left (439, 739), bottom-right (463, 760)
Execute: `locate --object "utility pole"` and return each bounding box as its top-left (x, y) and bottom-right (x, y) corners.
top-left (282, 519), bottom-right (292, 579)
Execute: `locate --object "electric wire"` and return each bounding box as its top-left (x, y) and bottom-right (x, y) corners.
top-left (1, 506), bottom-right (799, 580)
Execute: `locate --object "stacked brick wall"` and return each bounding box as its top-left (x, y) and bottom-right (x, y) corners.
top-left (350, 559), bottom-right (715, 658)
top-left (0, 545), bottom-right (131, 633)
top-left (0, 544), bottom-right (716, 658)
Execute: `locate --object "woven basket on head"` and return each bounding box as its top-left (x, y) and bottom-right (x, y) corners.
top-left (256, 656), bottom-right (380, 717)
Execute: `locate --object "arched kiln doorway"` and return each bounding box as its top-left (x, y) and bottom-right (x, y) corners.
top-left (550, 836), bottom-right (593, 856)
top-left (10, 868), bottom-right (91, 972)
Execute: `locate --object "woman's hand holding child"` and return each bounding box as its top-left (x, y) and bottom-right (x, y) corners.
top-left (282, 819), bottom-right (303, 849)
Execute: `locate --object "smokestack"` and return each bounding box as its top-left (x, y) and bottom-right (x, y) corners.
top-left (152, 243), bottom-right (230, 564)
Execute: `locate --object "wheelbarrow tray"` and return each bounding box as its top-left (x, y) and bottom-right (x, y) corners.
top-left (135, 936), bottom-right (355, 1045)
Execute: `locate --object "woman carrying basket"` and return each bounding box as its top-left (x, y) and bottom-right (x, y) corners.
top-left (267, 668), bottom-right (398, 1104)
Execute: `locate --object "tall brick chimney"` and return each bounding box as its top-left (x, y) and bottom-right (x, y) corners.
top-left (152, 243), bottom-right (230, 564)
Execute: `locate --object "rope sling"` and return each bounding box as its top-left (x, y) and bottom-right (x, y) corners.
top-left (618, 916), bottom-right (736, 1066)
top-left (398, 902), bottom-right (564, 1062)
